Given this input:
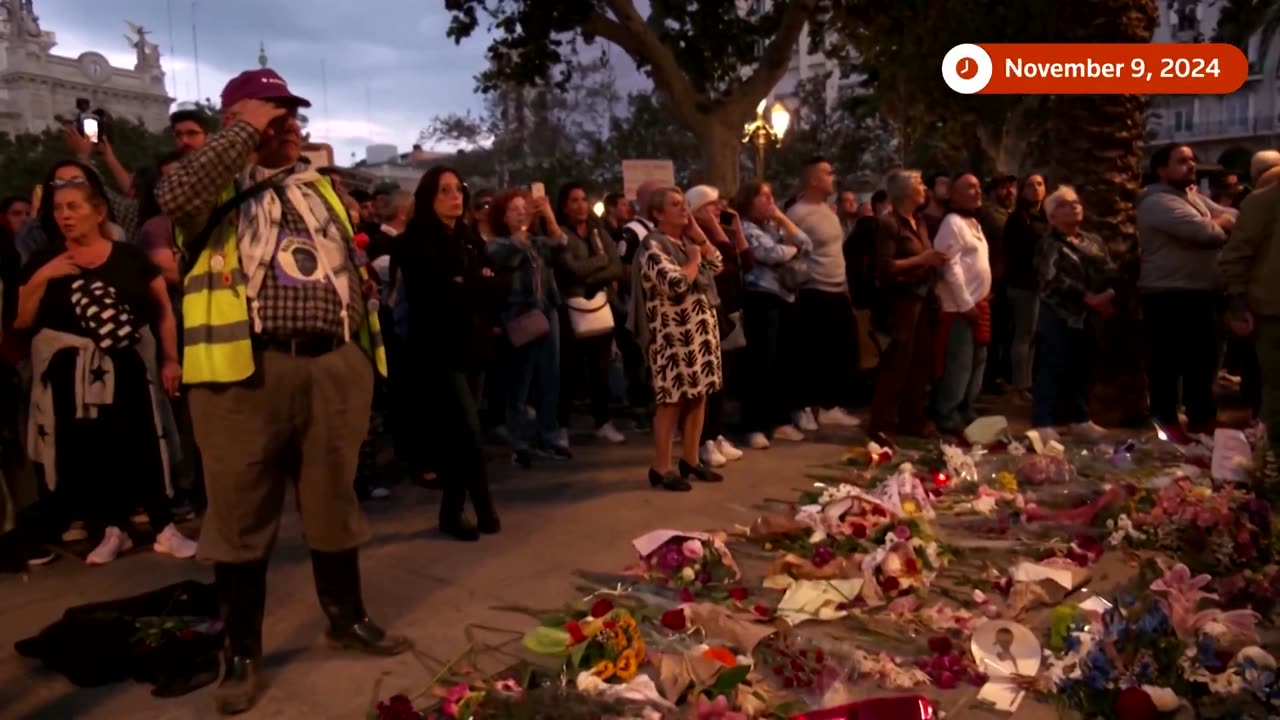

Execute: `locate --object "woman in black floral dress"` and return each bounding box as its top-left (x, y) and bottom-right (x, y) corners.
top-left (632, 187), bottom-right (723, 492)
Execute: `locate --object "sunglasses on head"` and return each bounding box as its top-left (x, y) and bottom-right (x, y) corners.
top-left (49, 177), bottom-right (89, 188)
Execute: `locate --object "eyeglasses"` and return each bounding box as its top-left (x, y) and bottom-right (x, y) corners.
top-left (49, 177), bottom-right (89, 188)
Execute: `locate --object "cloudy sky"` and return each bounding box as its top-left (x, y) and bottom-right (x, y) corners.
top-left (40, 0), bottom-right (505, 164)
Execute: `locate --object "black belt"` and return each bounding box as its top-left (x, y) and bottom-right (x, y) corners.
top-left (253, 335), bottom-right (344, 357)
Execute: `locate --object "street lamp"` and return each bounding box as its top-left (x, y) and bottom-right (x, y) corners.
top-left (743, 98), bottom-right (791, 180)
top-left (592, 200), bottom-right (605, 217)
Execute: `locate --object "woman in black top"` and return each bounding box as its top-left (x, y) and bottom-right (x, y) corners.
top-left (15, 179), bottom-right (193, 565)
top-left (396, 166), bottom-right (499, 542)
top-left (1001, 173), bottom-right (1048, 393)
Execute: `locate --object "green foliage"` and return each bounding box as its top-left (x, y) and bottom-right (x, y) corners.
top-left (0, 117), bottom-right (174, 198)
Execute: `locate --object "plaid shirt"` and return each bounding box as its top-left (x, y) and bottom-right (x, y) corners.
top-left (156, 121), bottom-right (364, 339)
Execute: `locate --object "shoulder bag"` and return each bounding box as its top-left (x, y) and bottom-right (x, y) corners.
top-left (505, 247), bottom-right (551, 347)
top-left (565, 228), bottom-right (616, 338)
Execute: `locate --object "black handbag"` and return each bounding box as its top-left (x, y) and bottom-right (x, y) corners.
top-left (70, 277), bottom-right (143, 350)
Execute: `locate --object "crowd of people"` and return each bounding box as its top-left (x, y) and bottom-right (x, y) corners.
top-left (0, 65), bottom-right (1278, 715)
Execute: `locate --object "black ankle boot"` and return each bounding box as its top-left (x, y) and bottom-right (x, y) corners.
top-left (213, 561), bottom-right (268, 716)
top-left (311, 549), bottom-right (413, 656)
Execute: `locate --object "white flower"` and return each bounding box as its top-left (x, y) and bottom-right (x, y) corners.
top-left (1141, 686), bottom-right (1181, 712)
top-left (680, 566), bottom-right (696, 582)
top-left (1007, 441), bottom-right (1027, 456)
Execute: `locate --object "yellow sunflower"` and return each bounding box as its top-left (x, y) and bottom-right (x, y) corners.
top-left (615, 649), bottom-right (639, 681)
top-left (606, 629), bottom-right (628, 652)
top-left (590, 660), bottom-right (616, 680)
top-left (617, 613), bottom-right (638, 634)
top-left (632, 636), bottom-right (647, 662)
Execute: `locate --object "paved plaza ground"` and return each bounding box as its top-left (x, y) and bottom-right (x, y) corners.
top-left (1, 427), bottom-right (882, 720)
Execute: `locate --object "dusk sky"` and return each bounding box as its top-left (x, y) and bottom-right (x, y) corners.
top-left (39, 0), bottom-right (507, 164)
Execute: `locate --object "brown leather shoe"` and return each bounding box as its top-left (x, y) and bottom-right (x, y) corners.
top-left (215, 656), bottom-right (262, 716)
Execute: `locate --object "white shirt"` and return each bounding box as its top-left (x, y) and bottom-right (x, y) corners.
top-left (932, 213), bottom-right (991, 313)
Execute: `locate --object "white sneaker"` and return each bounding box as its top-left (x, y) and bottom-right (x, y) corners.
top-left (1070, 421), bottom-right (1108, 441)
top-left (818, 407), bottom-right (861, 428)
top-left (62, 522), bottom-right (87, 543)
top-left (154, 523), bottom-right (198, 559)
top-left (717, 436), bottom-right (744, 461)
top-left (595, 422), bottom-right (626, 444)
top-left (87, 526), bottom-right (133, 566)
top-left (554, 428), bottom-right (571, 448)
top-left (701, 440), bottom-right (728, 468)
top-left (774, 424), bottom-right (806, 442)
top-left (1032, 426), bottom-right (1062, 444)
top-left (794, 410), bottom-right (819, 433)
top-left (747, 432), bottom-right (771, 450)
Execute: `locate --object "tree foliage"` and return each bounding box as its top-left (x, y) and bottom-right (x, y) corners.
top-left (442, 0), bottom-right (839, 190)
top-left (0, 117), bottom-right (175, 198)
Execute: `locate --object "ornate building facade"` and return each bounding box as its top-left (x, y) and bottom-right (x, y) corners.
top-left (0, 1), bottom-right (172, 136)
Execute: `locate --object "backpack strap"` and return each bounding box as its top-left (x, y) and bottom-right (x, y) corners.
top-left (180, 168), bottom-right (291, 280)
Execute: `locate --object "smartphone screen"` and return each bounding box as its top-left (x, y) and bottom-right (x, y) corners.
top-left (719, 209), bottom-right (734, 226)
top-left (530, 182), bottom-right (545, 199)
top-left (81, 116), bottom-right (100, 144)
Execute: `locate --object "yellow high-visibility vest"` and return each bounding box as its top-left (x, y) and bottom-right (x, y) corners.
top-left (178, 176), bottom-right (387, 384)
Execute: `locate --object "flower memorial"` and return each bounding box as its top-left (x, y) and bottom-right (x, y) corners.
top-left (372, 416), bottom-right (1280, 719)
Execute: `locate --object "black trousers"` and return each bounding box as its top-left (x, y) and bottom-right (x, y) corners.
top-left (380, 318), bottom-right (419, 472)
top-left (1141, 290), bottom-right (1220, 428)
top-left (796, 288), bottom-right (860, 411)
top-left (984, 282), bottom-right (1012, 389)
top-left (423, 369), bottom-right (494, 523)
top-left (558, 308), bottom-right (614, 429)
top-left (742, 292), bottom-right (801, 434)
top-left (49, 348), bottom-right (171, 540)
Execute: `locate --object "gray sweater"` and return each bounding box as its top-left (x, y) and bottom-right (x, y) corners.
top-left (787, 200), bottom-right (847, 292)
top-left (1136, 183), bottom-right (1237, 292)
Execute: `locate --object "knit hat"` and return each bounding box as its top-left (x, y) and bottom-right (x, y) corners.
top-left (685, 184), bottom-right (720, 213)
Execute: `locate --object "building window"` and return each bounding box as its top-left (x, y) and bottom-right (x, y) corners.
top-left (1223, 94), bottom-right (1250, 130)
top-left (1173, 108), bottom-right (1193, 132)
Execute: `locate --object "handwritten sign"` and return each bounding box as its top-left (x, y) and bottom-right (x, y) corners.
top-left (622, 159), bottom-right (675, 200)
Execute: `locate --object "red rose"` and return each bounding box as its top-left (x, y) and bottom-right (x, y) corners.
top-left (849, 522), bottom-right (868, 539)
top-left (679, 588), bottom-right (696, 603)
top-left (660, 608), bottom-right (688, 632)
top-left (1113, 687), bottom-right (1159, 720)
top-left (927, 636), bottom-right (952, 655)
top-left (729, 587), bottom-right (749, 602)
top-left (752, 604), bottom-right (772, 617)
top-left (603, 620), bottom-right (617, 630)
top-left (880, 575), bottom-right (901, 592)
top-left (590, 598), bottom-right (615, 618)
top-left (565, 621), bottom-right (587, 644)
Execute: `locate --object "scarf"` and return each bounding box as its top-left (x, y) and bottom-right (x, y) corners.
top-left (235, 164), bottom-right (353, 341)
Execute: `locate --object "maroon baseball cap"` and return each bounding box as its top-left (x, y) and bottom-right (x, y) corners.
top-left (220, 68), bottom-right (311, 109)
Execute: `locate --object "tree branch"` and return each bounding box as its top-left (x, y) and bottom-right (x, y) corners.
top-left (728, 0), bottom-right (820, 117)
top-left (586, 0), bottom-right (704, 129)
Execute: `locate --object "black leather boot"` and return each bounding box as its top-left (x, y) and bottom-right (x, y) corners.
top-left (311, 548), bottom-right (413, 656)
top-left (213, 560), bottom-right (268, 716)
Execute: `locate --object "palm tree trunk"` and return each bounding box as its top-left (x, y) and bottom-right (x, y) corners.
top-left (1048, 0), bottom-right (1158, 427)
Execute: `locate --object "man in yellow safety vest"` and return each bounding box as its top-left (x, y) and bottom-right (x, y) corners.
top-left (156, 68), bottom-right (407, 716)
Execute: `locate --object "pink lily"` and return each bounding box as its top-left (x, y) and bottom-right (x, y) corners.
top-left (1150, 563), bottom-right (1218, 608)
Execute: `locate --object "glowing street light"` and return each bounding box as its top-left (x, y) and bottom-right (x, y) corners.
top-left (592, 200), bottom-right (605, 217)
top-left (743, 97), bottom-right (791, 180)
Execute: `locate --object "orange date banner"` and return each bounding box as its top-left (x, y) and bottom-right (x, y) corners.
top-left (941, 43), bottom-right (1248, 95)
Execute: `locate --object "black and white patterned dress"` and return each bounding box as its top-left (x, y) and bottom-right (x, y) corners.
top-left (638, 232), bottom-right (723, 405)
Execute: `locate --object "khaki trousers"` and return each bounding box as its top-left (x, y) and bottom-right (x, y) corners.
top-left (190, 343), bottom-right (373, 563)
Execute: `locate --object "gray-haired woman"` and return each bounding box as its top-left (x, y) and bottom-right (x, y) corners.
top-left (869, 169), bottom-right (948, 442)
top-left (630, 187), bottom-right (724, 492)
top-left (1031, 186), bottom-right (1114, 441)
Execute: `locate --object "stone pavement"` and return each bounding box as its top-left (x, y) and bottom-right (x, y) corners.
top-left (0, 429), bottom-right (872, 720)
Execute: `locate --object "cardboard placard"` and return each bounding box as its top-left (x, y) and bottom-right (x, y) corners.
top-left (622, 159), bottom-right (675, 200)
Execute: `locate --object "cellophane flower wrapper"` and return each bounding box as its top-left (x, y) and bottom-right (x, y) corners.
top-left (631, 530), bottom-right (741, 589)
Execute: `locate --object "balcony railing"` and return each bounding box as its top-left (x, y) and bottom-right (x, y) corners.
top-left (1150, 114), bottom-right (1278, 142)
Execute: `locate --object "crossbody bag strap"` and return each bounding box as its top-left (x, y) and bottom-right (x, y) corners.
top-left (180, 168), bottom-right (291, 280)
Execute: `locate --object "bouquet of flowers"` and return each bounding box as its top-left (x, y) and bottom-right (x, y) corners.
top-left (1106, 481), bottom-right (1273, 575)
top-left (521, 597), bottom-right (648, 685)
top-left (860, 522), bottom-right (946, 604)
top-left (793, 484), bottom-right (894, 546)
top-left (631, 530), bottom-right (740, 591)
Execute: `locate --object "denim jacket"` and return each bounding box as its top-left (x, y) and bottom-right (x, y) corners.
top-left (488, 233), bottom-right (567, 319)
top-left (742, 220), bottom-right (812, 303)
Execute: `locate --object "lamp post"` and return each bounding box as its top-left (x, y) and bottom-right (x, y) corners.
top-left (742, 98), bottom-right (791, 180)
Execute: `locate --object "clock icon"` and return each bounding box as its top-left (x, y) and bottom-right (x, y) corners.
top-left (941, 44), bottom-right (993, 95)
top-left (956, 57), bottom-right (978, 80)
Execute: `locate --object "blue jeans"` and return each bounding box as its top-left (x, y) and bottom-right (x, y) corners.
top-left (935, 315), bottom-right (987, 431)
top-left (505, 309), bottom-right (562, 451)
top-left (1031, 302), bottom-right (1090, 428)
top-left (1008, 288), bottom-right (1039, 389)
